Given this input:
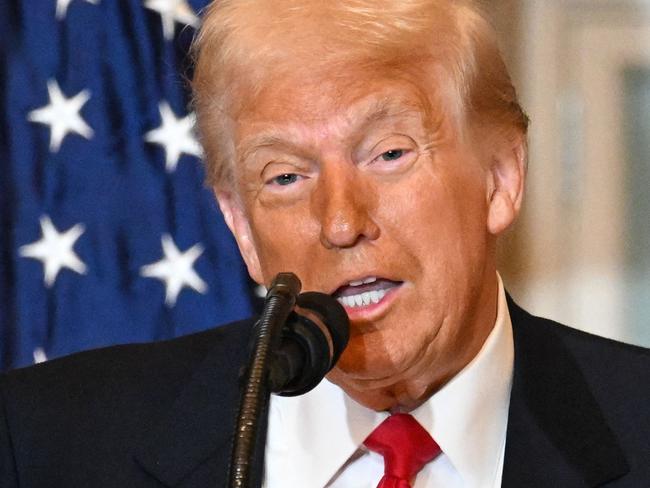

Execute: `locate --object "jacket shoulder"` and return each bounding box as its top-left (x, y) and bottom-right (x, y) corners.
top-left (0, 319), bottom-right (255, 486)
top-left (1, 319), bottom-right (255, 424)
top-left (505, 299), bottom-right (650, 486)
top-left (2, 318), bottom-right (254, 393)
top-left (509, 300), bottom-right (650, 378)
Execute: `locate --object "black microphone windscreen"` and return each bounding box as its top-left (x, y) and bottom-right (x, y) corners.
top-left (295, 292), bottom-right (349, 366)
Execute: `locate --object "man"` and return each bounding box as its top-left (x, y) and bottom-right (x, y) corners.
top-left (1, 1), bottom-right (649, 487)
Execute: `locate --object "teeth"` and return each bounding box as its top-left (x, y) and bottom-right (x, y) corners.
top-left (348, 276), bottom-right (377, 287)
top-left (337, 289), bottom-right (387, 309)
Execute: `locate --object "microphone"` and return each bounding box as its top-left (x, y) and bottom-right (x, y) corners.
top-left (269, 291), bottom-right (349, 396)
top-left (228, 272), bottom-right (349, 488)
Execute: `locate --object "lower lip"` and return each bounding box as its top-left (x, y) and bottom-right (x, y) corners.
top-left (337, 284), bottom-right (402, 322)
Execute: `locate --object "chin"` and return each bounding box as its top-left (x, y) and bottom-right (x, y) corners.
top-left (334, 334), bottom-right (390, 377)
top-left (327, 365), bottom-right (431, 413)
top-left (331, 337), bottom-right (413, 386)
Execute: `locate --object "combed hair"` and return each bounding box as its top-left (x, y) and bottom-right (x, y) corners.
top-left (191, 0), bottom-right (529, 189)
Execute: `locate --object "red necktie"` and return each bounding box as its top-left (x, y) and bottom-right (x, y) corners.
top-left (363, 413), bottom-right (441, 488)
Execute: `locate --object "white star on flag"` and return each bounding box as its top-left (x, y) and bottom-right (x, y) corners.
top-left (140, 234), bottom-right (207, 307)
top-left (19, 215), bottom-right (87, 287)
top-left (144, 101), bottom-right (203, 172)
top-left (144, 0), bottom-right (200, 41)
top-left (27, 79), bottom-right (94, 153)
top-left (55, 0), bottom-right (100, 20)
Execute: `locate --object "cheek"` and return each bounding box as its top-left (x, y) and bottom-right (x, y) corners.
top-left (248, 203), bottom-right (322, 282)
top-left (415, 159), bottom-right (486, 237)
top-left (380, 159), bottom-right (485, 238)
top-left (378, 159), bottom-right (489, 286)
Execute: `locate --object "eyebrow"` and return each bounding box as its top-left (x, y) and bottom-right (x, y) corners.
top-left (236, 96), bottom-right (429, 166)
top-left (237, 134), bottom-right (299, 168)
top-left (361, 97), bottom-right (426, 125)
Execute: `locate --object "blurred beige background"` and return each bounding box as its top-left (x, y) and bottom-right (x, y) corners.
top-left (487, 0), bottom-right (650, 346)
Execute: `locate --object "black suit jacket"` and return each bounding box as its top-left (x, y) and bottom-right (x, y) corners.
top-left (1, 299), bottom-right (649, 487)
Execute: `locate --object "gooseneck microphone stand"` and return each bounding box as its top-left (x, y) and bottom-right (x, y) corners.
top-left (227, 272), bottom-right (350, 488)
top-left (228, 272), bottom-right (302, 488)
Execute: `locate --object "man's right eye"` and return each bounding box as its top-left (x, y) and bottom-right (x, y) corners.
top-left (271, 173), bottom-right (299, 186)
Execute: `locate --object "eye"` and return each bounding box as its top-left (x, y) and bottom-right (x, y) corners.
top-left (380, 149), bottom-right (404, 161)
top-left (365, 142), bottom-right (418, 175)
top-left (362, 135), bottom-right (419, 175)
top-left (271, 173), bottom-right (299, 186)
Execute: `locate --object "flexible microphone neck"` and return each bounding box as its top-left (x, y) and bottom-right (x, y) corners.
top-left (228, 273), bottom-right (301, 488)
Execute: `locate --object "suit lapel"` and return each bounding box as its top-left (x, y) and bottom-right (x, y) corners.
top-left (133, 320), bottom-right (258, 487)
top-left (502, 299), bottom-right (629, 487)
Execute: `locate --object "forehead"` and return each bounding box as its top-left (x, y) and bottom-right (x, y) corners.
top-left (232, 68), bottom-right (450, 152)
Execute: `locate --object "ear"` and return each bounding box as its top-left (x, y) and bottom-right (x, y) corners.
top-left (215, 190), bottom-right (264, 284)
top-left (486, 132), bottom-right (526, 235)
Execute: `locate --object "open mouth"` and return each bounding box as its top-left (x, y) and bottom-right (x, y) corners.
top-left (332, 277), bottom-right (402, 309)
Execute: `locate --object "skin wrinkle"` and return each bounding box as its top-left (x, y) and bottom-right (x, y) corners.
top-left (341, 312), bottom-right (447, 387)
top-left (220, 61), bottom-right (450, 185)
top-left (237, 85), bottom-right (438, 163)
top-left (235, 82), bottom-right (445, 217)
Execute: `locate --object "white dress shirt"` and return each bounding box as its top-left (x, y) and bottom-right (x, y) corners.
top-left (264, 275), bottom-right (514, 487)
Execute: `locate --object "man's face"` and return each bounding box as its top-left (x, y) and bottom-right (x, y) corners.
top-left (218, 68), bottom-right (517, 410)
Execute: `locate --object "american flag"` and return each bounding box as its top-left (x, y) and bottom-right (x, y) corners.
top-left (0, 0), bottom-right (256, 371)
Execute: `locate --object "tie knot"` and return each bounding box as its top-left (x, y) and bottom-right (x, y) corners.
top-left (364, 413), bottom-right (441, 485)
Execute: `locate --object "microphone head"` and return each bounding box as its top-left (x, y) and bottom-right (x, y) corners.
top-left (269, 292), bottom-right (350, 396)
top-left (295, 292), bottom-right (349, 366)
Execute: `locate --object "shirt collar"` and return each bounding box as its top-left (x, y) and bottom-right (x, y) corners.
top-left (265, 375), bottom-right (387, 487)
top-left (411, 273), bottom-right (514, 486)
top-left (265, 274), bottom-right (513, 488)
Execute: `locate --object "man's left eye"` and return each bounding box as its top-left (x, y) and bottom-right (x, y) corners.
top-left (272, 173), bottom-right (299, 186)
top-left (380, 149), bottom-right (404, 161)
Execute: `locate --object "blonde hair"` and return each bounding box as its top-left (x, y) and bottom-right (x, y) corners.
top-left (191, 0), bottom-right (528, 188)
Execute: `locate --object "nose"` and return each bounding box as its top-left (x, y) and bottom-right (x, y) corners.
top-left (312, 162), bottom-right (380, 249)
